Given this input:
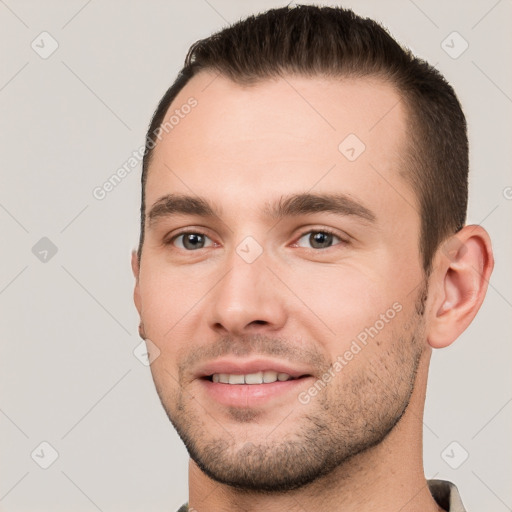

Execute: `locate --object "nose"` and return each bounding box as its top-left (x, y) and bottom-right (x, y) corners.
top-left (207, 248), bottom-right (287, 337)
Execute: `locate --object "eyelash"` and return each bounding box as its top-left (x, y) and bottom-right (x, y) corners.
top-left (294, 228), bottom-right (348, 249)
top-left (167, 228), bottom-right (348, 251)
top-left (168, 230), bottom-right (217, 250)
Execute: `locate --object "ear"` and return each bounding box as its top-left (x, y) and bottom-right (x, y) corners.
top-left (131, 249), bottom-right (142, 316)
top-left (426, 225), bottom-right (494, 349)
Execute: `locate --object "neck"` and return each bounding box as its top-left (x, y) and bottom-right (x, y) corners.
top-left (188, 350), bottom-right (443, 512)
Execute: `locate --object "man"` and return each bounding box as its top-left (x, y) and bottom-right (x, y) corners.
top-left (131, 5), bottom-right (493, 511)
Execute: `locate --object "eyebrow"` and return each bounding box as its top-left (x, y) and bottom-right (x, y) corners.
top-left (265, 192), bottom-right (376, 222)
top-left (148, 194), bottom-right (220, 224)
top-left (147, 192), bottom-right (376, 225)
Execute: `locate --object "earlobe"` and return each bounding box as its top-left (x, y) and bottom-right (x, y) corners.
top-left (131, 249), bottom-right (140, 280)
top-left (426, 225), bottom-right (494, 349)
top-left (131, 250), bottom-right (142, 316)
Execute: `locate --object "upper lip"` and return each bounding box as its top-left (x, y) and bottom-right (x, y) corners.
top-left (196, 358), bottom-right (314, 379)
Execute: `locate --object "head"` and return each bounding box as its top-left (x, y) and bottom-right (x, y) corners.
top-left (132, 4), bottom-right (492, 493)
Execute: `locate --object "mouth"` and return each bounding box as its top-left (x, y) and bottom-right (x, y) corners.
top-left (195, 359), bottom-right (316, 408)
top-left (203, 370), bottom-right (309, 384)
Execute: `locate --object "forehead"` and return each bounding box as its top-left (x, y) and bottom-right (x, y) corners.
top-left (146, 71), bottom-right (417, 226)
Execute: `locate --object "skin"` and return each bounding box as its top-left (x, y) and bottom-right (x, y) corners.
top-left (131, 71), bottom-right (493, 511)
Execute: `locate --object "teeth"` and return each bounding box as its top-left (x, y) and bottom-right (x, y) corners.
top-left (263, 370), bottom-right (278, 383)
top-left (245, 371), bottom-right (263, 384)
top-left (211, 371), bottom-right (293, 384)
top-left (228, 374), bottom-right (245, 384)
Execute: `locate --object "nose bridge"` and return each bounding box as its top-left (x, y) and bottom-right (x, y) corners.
top-left (218, 245), bottom-right (269, 311)
top-left (208, 240), bottom-right (286, 334)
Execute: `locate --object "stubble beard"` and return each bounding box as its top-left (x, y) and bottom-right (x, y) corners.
top-left (152, 287), bottom-right (427, 493)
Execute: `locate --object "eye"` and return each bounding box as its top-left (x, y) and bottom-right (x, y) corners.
top-left (171, 231), bottom-right (214, 250)
top-left (295, 230), bottom-right (345, 250)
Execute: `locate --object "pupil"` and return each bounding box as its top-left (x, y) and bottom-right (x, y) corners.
top-left (311, 232), bottom-right (332, 248)
top-left (184, 234), bottom-right (203, 250)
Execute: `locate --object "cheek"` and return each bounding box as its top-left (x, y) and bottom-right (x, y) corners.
top-left (138, 269), bottom-right (197, 388)
top-left (289, 263), bottom-right (401, 339)
top-left (138, 263), bottom-right (204, 340)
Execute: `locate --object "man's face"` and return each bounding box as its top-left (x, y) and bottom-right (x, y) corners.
top-left (134, 72), bottom-right (429, 491)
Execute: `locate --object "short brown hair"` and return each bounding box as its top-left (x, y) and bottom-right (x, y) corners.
top-left (138, 4), bottom-right (468, 273)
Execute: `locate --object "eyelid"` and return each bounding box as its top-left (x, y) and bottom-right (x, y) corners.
top-left (291, 227), bottom-right (350, 248)
top-left (166, 228), bottom-right (216, 248)
top-left (165, 226), bottom-right (350, 250)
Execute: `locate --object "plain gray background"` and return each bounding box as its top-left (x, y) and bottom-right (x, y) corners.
top-left (0, 0), bottom-right (511, 510)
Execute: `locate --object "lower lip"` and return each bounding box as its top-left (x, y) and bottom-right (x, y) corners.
top-left (198, 377), bottom-right (313, 408)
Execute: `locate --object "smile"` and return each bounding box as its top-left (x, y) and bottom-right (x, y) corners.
top-left (209, 371), bottom-right (296, 384)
